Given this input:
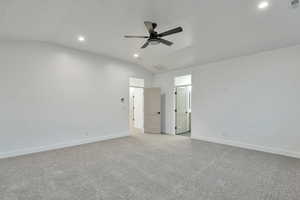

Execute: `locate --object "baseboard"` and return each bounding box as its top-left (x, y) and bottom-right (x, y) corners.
top-left (191, 135), bottom-right (300, 159)
top-left (0, 132), bottom-right (129, 159)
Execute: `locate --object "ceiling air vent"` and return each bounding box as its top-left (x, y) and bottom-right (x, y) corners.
top-left (290, 0), bottom-right (299, 8)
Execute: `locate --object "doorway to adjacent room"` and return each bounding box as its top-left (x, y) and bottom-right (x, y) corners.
top-left (129, 78), bottom-right (144, 135)
top-left (129, 77), bottom-right (162, 135)
top-left (174, 75), bottom-right (192, 137)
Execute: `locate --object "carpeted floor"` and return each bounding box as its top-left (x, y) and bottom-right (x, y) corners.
top-left (1, 134), bottom-right (300, 200)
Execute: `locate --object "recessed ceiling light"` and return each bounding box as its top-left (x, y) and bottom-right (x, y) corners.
top-left (77, 35), bottom-right (85, 42)
top-left (133, 53), bottom-right (139, 58)
top-left (258, 1), bottom-right (269, 9)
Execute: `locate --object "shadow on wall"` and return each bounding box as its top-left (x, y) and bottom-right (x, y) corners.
top-left (161, 94), bottom-right (166, 134)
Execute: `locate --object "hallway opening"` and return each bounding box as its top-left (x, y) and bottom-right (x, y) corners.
top-left (174, 75), bottom-right (192, 137)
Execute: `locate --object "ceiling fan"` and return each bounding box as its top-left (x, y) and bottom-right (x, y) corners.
top-left (124, 21), bottom-right (183, 49)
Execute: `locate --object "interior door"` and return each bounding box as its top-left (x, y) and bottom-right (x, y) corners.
top-left (133, 88), bottom-right (144, 129)
top-left (144, 88), bottom-right (161, 133)
top-left (176, 87), bottom-right (189, 134)
top-left (129, 87), bottom-right (135, 129)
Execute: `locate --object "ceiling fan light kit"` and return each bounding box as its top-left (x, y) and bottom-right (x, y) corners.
top-left (124, 21), bottom-right (183, 49)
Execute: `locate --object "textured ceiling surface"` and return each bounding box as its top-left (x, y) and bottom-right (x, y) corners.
top-left (0, 0), bottom-right (299, 72)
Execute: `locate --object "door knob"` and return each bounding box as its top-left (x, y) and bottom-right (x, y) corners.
top-left (157, 112), bottom-right (161, 115)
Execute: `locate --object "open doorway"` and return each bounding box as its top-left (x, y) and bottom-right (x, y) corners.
top-left (129, 78), bottom-right (144, 135)
top-left (174, 75), bottom-right (192, 137)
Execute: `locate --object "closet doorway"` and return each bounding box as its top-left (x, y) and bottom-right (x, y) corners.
top-left (174, 75), bottom-right (192, 137)
top-left (129, 78), bottom-right (144, 135)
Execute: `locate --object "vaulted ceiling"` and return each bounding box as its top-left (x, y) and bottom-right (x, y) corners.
top-left (0, 0), bottom-right (299, 73)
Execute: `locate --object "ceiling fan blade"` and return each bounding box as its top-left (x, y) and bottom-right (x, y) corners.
top-left (141, 41), bottom-right (149, 49)
top-left (144, 21), bottom-right (155, 33)
top-left (158, 27), bottom-right (183, 37)
top-left (124, 35), bottom-right (149, 38)
top-left (158, 38), bottom-right (173, 46)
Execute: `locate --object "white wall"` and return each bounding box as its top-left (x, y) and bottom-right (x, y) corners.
top-left (154, 45), bottom-right (300, 158)
top-left (0, 41), bottom-right (153, 158)
top-left (153, 68), bottom-right (193, 134)
top-left (174, 75), bottom-right (191, 86)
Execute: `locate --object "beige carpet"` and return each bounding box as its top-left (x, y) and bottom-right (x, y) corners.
top-left (1, 133), bottom-right (300, 200)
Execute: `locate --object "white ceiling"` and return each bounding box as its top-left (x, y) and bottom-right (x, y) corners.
top-left (0, 0), bottom-right (299, 73)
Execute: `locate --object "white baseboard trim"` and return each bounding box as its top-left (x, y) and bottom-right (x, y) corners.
top-left (191, 135), bottom-right (300, 159)
top-left (0, 132), bottom-right (129, 159)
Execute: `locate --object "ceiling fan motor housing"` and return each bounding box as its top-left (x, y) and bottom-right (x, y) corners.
top-left (152, 23), bottom-right (157, 29)
top-left (124, 21), bottom-right (183, 48)
top-left (291, 0), bottom-right (299, 8)
top-left (149, 38), bottom-right (160, 45)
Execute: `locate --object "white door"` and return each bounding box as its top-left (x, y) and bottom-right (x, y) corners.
top-left (129, 87), bottom-right (144, 134)
top-left (133, 88), bottom-right (144, 129)
top-left (144, 88), bottom-right (161, 134)
top-left (129, 87), bottom-right (135, 129)
top-left (176, 87), bottom-right (190, 134)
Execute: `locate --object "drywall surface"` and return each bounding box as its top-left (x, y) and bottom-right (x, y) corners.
top-left (0, 41), bottom-right (152, 158)
top-left (153, 69), bottom-right (193, 134)
top-left (154, 45), bottom-right (300, 157)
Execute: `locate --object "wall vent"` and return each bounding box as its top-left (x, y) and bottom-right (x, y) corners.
top-left (290, 0), bottom-right (299, 8)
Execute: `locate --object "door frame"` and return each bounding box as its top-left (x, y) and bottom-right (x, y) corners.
top-left (129, 77), bottom-right (145, 135)
top-left (144, 88), bottom-right (161, 134)
top-left (174, 85), bottom-right (192, 135)
top-left (129, 86), bottom-right (145, 134)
